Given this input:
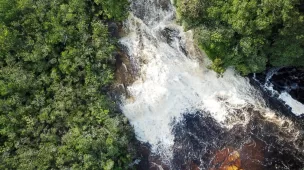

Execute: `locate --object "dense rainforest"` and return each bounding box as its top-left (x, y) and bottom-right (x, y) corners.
top-left (0, 0), bottom-right (135, 169)
top-left (175, 0), bottom-right (304, 75)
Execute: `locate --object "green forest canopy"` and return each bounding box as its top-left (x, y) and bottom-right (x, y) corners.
top-left (175, 0), bottom-right (304, 75)
top-left (0, 0), bottom-right (135, 169)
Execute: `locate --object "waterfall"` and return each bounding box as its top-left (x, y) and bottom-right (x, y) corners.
top-left (119, 0), bottom-right (304, 169)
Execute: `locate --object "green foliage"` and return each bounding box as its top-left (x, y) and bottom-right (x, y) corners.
top-left (176, 0), bottom-right (304, 74)
top-left (0, 0), bottom-right (134, 169)
top-left (209, 58), bottom-right (225, 76)
top-left (94, 0), bottom-right (130, 21)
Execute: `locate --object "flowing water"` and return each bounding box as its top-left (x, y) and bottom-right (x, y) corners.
top-left (118, 0), bottom-right (304, 169)
top-left (252, 67), bottom-right (304, 116)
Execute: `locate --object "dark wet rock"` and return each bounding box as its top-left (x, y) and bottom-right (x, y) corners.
top-left (179, 44), bottom-right (188, 56)
top-left (110, 50), bottom-right (137, 101)
top-left (159, 0), bottom-right (170, 10)
top-left (135, 144), bottom-right (171, 170)
top-left (160, 27), bottom-right (180, 45)
top-left (170, 111), bottom-right (304, 170)
top-left (108, 22), bottom-right (119, 38)
top-left (160, 27), bottom-right (188, 56)
top-left (115, 51), bottom-right (135, 85)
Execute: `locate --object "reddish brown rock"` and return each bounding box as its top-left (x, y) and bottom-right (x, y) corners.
top-left (210, 148), bottom-right (243, 170)
top-left (209, 139), bottom-right (265, 170)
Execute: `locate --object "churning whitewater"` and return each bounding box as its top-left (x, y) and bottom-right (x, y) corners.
top-left (119, 0), bottom-right (303, 166)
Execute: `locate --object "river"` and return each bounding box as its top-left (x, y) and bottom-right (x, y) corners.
top-left (118, 0), bottom-right (304, 169)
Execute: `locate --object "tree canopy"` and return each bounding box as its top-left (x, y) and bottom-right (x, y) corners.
top-left (0, 0), bottom-right (134, 169)
top-left (175, 0), bottom-right (304, 75)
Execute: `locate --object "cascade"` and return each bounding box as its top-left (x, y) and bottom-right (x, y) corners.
top-left (119, 0), bottom-right (304, 169)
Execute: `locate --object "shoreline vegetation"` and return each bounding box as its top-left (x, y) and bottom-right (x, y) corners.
top-left (174, 0), bottom-right (304, 75)
top-left (0, 0), bottom-right (136, 169)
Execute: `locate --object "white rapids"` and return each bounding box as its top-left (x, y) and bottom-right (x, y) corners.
top-left (279, 92), bottom-right (304, 116)
top-left (119, 0), bottom-right (299, 157)
top-left (253, 68), bottom-right (304, 116)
